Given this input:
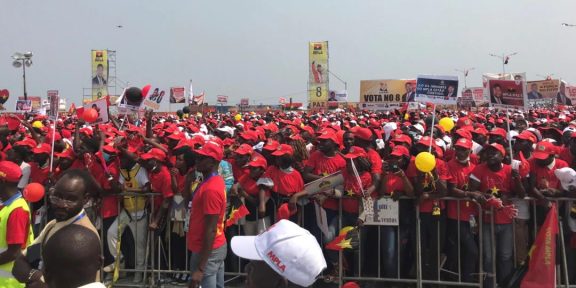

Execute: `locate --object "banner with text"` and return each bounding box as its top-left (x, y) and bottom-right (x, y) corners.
top-left (91, 50), bottom-right (109, 100)
top-left (566, 85), bottom-right (576, 104)
top-left (415, 75), bottom-right (459, 105)
top-left (217, 95), bottom-right (228, 104)
top-left (328, 90), bottom-right (347, 102)
top-left (170, 87), bottom-right (186, 103)
top-left (360, 79), bottom-right (416, 103)
top-left (47, 90), bottom-right (59, 120)
top-left (488, 79), bottom-right (527, 109)
top-left (482, 72), bottom-right (526, 104)
top-left (308, 41), bottom-right (329, 110)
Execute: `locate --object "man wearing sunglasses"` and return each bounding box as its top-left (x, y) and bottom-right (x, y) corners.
top-left (12, 169), bottom-right (100, 287)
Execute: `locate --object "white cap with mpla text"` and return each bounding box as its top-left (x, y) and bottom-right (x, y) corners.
top-left (231, 220), bottom-right (327, 287)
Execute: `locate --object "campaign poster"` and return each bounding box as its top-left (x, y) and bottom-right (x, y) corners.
top-left (18, 96), bottom-right (41, 113)
top-left (414, 75), bottom-right (459, 105)
top-left (118, 88), bottom-right (144, 111)
top-left (47, 90), bottom-right (59, 120)
top-left (217, 95), bottom-right (228, 104)
top-left (83, 98), bottom-right (109, 125)
top-left (482, 72), bottom-right (526, 103)
top-left (91, 50), bottom-right (109, 100)
top-left (459, 89), bottom-right (475, 108)
top-left (143, 87), bottom-right (165, 110)
top-left (0, 89), bottom-right (9, 110)
top-left (526, 80), bottom-right (560, 100)
top-left (359, 79), bottom-right (417, 103)
top-left (565, 85), bottom-right (576, 105)
top-left (308, 41), bottom-right (329, 109)
top-left (15, 100), bottom-right (32, 113)
top-left (170, 87), bottom-right (186, 103)
top-left (488, 79), bottom-right (527, 109)
top-left (240, 98), bottom-right (249, 107)
top-left (328, 90), bottom-right (347, 102)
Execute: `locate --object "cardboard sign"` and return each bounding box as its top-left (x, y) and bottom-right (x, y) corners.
top-left (83, 98), bottom-right (109, 124)
top-left (363, 197), bottom-right (399, 226)
top-left (304, 172), bottom-right (344, 195)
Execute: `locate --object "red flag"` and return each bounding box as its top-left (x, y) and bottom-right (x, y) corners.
top-left (326, 234), bottom-right (352, 251)
top-left (76, 107), bottom-right (85, 119)
top-left (521, 203), bottom-right (558, 288)
top-left (225, 203), bottom-right (249, 228)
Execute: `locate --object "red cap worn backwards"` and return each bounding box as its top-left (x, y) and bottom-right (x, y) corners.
top-left (0, 161), bottom-right (22, 183)
top-left (533, 141), bottom-right (557, 160)
top-left (195, 141), bottom-right (224, 161)
top-left (272, 144), bottom-right (294, 156)
top-left (140, 148), bottom-right (166, 161)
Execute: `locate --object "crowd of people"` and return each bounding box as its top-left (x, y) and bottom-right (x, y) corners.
top-left (1, 105), bottom-right (576, 288)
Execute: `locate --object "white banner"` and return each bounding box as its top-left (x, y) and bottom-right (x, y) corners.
top-left (363, 197), bottom-right (399, 226)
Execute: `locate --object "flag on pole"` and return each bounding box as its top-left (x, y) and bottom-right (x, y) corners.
top-left (226, 197), bottom-right (250, 228)
top-left (189, 80), bottom-right (194, 105)
top-left (193, 91), bottom-right (205, 105)
top-left (325, 226), bottom-right (359, 251)
top-left (520, 203), bottom-right (558, 288)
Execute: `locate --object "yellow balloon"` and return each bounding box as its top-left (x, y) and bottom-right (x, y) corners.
top-left (32, 121), bottom-right (44, 129)
top-left (415, 152), bottom-right (436, 173)
top-left (339, 226), bottom-right (355, 236)
top-left (234, 114), bottom-right (242, 122)
top-left (438, 117), bottom-right (455, 132)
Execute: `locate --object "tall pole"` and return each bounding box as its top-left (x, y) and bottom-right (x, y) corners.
top-left (22, 61), bottom-right (28, 100)
top-left (502, 53), bottom-right (506, 77)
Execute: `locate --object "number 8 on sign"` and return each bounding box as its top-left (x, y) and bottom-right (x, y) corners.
top-left (316, 87), bottom-right (322, 97)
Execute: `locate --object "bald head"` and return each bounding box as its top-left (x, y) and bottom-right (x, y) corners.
top-left (43, 225), bottom-right (102, 288)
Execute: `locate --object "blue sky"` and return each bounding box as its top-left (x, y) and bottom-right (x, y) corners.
top-left (1, 0), bottom-right (575, 111)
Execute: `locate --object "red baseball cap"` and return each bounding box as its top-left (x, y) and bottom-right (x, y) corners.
top-left (55, 149), bottom-right (76, 159)
top-left (102, 144), bottom-right (118, 154)
top-left (245, 156), bottom-right (267, 169)
top-left (239, 130), bottom-right (259, 142)
top-left (455, 129), bottom-right (472, 140)
top-left (353, 128), bottom-right (373, 141)
top-left (33, 143), bottom-right (51, 155)
top-left (79, 127), bottom-right (94, 137)
top-left (174, 139), bottom-right (193, 151)
top-left (235, 144), bottom-right (254, 156)
top-left (514, 131), bottom-right (537, 143)
top-left (317, 129), bottom-right (339, 143)
top-left (390, 145), bottom-right (410, 158)
top-left (140, 148), bottom-right (166, 161)
top-left (343, 146), bottom-right (367, 159)
top-left (471, 127), bottom-right (488, 136)
top-left (195, 141), bottom-right (224, 161)
top-left (167, 130), bottom-right (185, 141)
top-left (486, 143), bottom-right (506, 156)
top-left (0, 161), bottom-right (22, 183)
top-left (14, 138), bottom-right (37, 149)
top-left (456, 116), bottom-right (473, 128)
top-left (533, 141), bottom-right (557, 160)
top-left (272, 144), bottom-right (294, 156)
top-left (489, 128), bottom-right (507, 138)
top-left (454, 137), bottom-right (473, 149)
top-left (263, 140), bottom-right (280, 151)
top-left (342, 282), bottom-right (360, 288)
top-left (391, 134), bottom-right (412, 146)
top-left (417, 136), bottom-right (435, 147)
top-left (277, 203), bottom-right (297, 221)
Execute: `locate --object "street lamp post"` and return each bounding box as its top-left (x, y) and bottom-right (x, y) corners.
top-left (489, 52), bottom-right (517, 79)
top-left (455, 67), bottom-right (475, 88)
top-left (561, 23), bottom-right (576, 27)
top-left (328, 70), bottom-right (347, 91)
top-left (12, 52), bottom-right (33, 101)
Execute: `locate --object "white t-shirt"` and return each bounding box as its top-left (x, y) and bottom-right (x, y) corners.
top-left (18, 162), bottom-right (31, 189)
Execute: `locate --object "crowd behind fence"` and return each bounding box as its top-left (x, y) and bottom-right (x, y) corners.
top-left (75, 193), bottom-right (576, 287)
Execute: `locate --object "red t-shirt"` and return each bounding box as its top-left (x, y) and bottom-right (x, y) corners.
top-left (366, 149), bottom-right (383, 175)
top-left (29, 163), bottom-right (49, 185)
top-left (187, 175), bottom-right (227, 253)
top-left (446, 159), bottom-right (477, 221)
top-left (6, 207), bottom-right (30, 248)
top-left (341, 169), bottom-right (372, 214)
top-left (97, 163), bottom-right (120, 219)
top-left (559, 147), bottom-right (575, 167)
top-left (263, 166), bottom-right (304, 196)
top-left (148, 166), bottom-right (175, 212)
top-left (238, 173), bottom-right (260, 196)
top-left (530, 158), bottom-right (568, 190)
top-left (406, 158), bottom-right (451, 213)
top-left (470, 163), bottom-right (514, 224)
top-left (306, 151), bottom-right (346, 210)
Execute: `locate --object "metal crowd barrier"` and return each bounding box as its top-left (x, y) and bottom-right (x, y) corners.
top-left (76, 193), bottom-right (576, 287)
